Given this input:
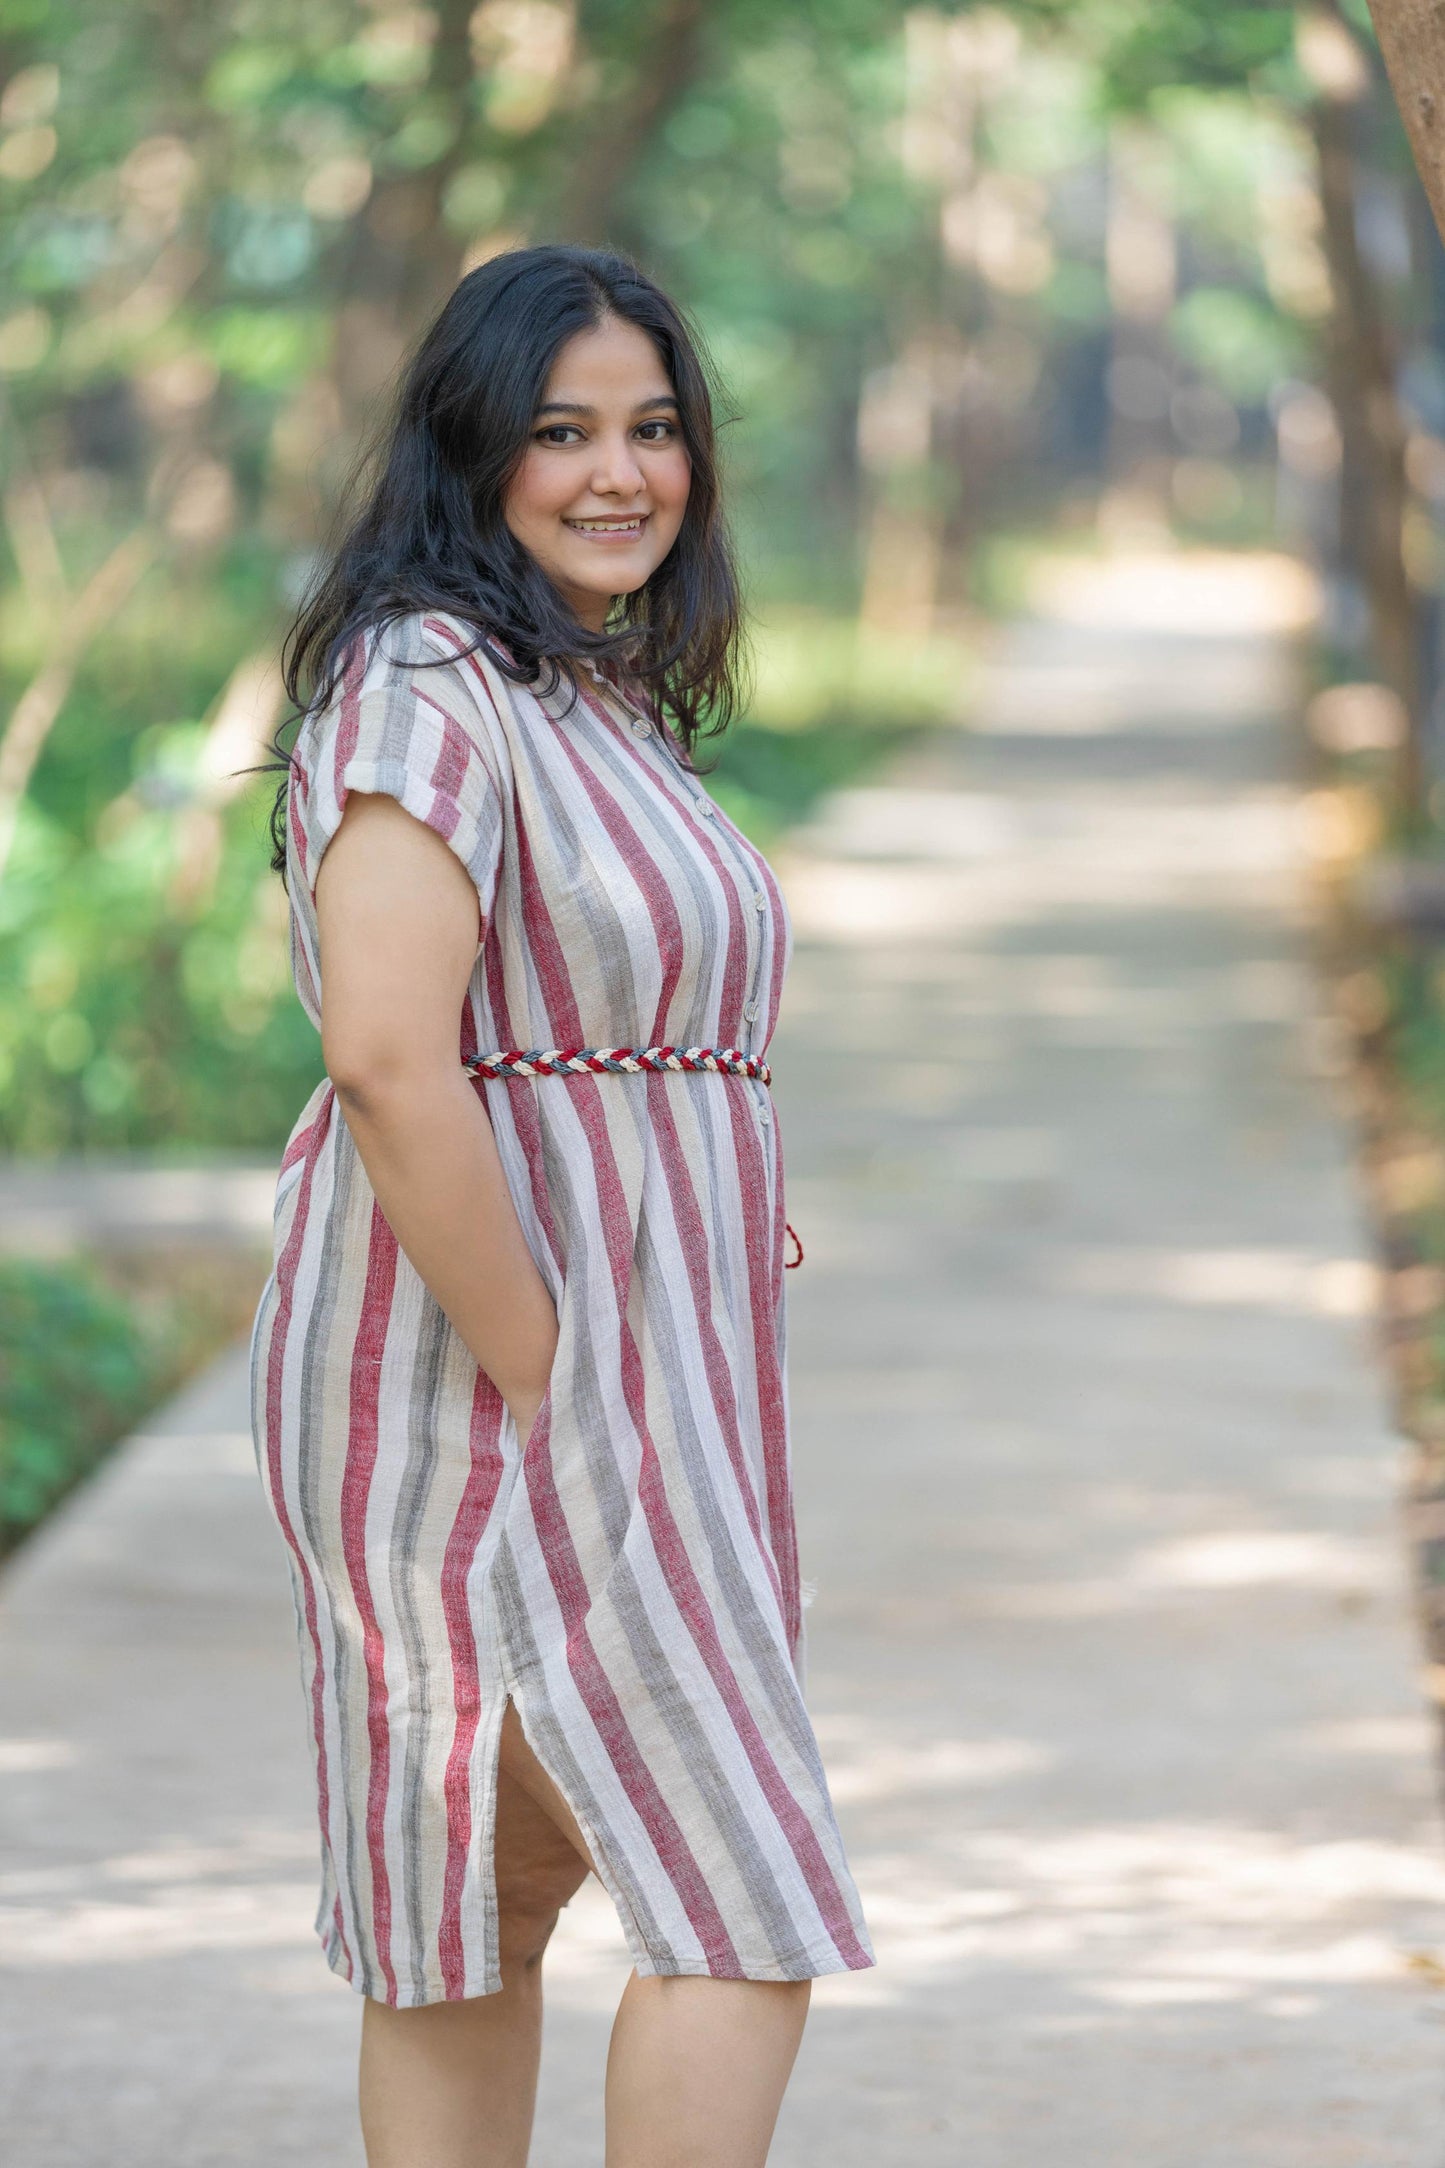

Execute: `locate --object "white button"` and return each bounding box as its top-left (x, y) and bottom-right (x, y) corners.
top-left (757, 1102), bottom-right (770, 1122)
top-left (694, 797), bottom-right (714, 818)
top-left (752, 890), bottom-right (767, 911)
top-left (630, 717), bottom-right (652, 738)
top-left (744, 998), bottom-right (759, 1021)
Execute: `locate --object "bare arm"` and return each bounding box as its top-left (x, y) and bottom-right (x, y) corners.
top-left (314, 789), bottom-right (558, 1442)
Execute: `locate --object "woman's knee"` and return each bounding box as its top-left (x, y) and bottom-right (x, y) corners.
top-left (495, 1850), bottom-right (588, 1970)
top-left (491, 1744), bottom-right (592, 1971)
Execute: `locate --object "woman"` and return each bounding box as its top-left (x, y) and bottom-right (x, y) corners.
top-left (249, 242), bottom-right (874, 2168)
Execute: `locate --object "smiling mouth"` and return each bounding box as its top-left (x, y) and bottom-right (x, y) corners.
top-left (564, 514), bottom-right (650, 539)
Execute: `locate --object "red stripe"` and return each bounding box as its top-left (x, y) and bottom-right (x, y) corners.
top-left (755, 851), bottom-right (789, 1035)
top-left (436, 1364), bottom-right (508, 1994)
top-left (558, 689), bottom-right (688, 1039)
top-left (524, 1442), bottom-right (745, 1973)
top-left (339, 1199), bottom-right (402, 2004)
top-left (514, 800), bottom-right (586, 1043)
top-left (644, 1075), bottom-right (785, 1614)
top-left (289, 774), bottom-right (310, 888)
top-left (550, 711), bottom-right (753, 1049)
top-left (262, 1084), bottom-right (355, 1983)
top-left (721, 1085), bottom-right (801, 1649)
top-left (412, 688), bottom-right (467, 845)
top-left (477, 913), bottom-right (569, 1288)
top-left (630, 1415), bottom-right (870, 1968)
top-left (333, 637), bottom-right (366, 797)
top-left (279, 1116), bottom-right (319, 1177)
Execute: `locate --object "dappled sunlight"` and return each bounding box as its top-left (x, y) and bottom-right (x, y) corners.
top-left (1125, 1530), bottom-right (1385, 1593)
top-left (966, 1823), bottom-right (1445, 1925)
top-left (1053, 1245), bottom-right (1380, 1318)
top-left (974, 643), bottom-right (1298, 736)
top-left (807, 1817), bottom-right (1445, 2012)
top-left (0, 1825), bottom-right (318, 1966)
top-left (1287, 1718), bottom-right (1436, 1759)
top-left (779, 551), bottom-right (1335, 971)
top-left (1025, 550), bottom-right (1321, 636)
top-left (0, 1880), bottom-right (319, 1965)
top-left (810, 1720), bottom-right (1056, 1805)
top-left (0, 1737), bottom-right (79, 1773)
top-left (780, 789), bottom-right (1312, 943)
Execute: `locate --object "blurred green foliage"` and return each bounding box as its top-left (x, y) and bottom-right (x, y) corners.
top-left (0, 1243), bottom-right (267, 1549)
top-left (0, 1), bottom-right (1353, 1155)
top-left (0, 1255), bottom-right (174, 1550)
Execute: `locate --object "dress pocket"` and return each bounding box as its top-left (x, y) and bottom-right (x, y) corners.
top-left (518, 1269), bottom-right (567, 1459)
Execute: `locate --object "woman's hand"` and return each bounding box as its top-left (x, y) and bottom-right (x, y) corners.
top-left (314, 788), bottom-right (560, 1417)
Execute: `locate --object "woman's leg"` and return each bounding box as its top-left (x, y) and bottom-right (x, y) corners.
top-left (604, 1974), bottom-right (812, 2168)
top-left (493, 1707), bottom-right (812, 2168)
top-left (357, 1705), bottom-right (592, 2168)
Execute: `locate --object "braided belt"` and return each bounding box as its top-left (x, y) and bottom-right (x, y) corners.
top-left (463, 1044), bottom-right (772, 1087)
top-left (461, 1042), bottom-right (803, 1267)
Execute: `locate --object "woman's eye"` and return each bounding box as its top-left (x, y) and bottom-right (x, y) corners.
top-left (533, 419), bottom-right (675, 445)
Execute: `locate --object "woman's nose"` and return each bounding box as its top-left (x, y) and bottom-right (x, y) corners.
top-left (589, 432), bottom-right (646, 495)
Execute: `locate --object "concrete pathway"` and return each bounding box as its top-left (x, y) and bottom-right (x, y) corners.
top-left (4, 552), bottom-right (1444, 2163)
top-left (0, 1154), bottom-right (274, 1259)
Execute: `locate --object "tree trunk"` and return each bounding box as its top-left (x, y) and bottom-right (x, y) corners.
top-left (1303, 5), bottom-right (1424, 824)
top-left (1365, 0), bottom-right (1445, 248)
top-left (546, 0), bottom-right (707, 248)
top-left (1104, 120), bottom-right (1176, 529)
top-left (329, 0), bottom-right (485, 439)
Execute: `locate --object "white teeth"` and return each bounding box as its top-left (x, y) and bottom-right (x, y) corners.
top-left (568, 518), bottom-right (644, 532)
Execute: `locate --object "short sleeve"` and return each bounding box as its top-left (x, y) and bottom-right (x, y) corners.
top-left (297, 615), bottom-right (505, 926)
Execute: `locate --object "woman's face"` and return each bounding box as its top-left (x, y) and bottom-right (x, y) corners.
top-left (503, 313), bottom-right (693, 634)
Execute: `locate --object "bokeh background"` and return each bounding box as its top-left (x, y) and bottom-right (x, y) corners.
top-left (3, 1), bottom-right (1445, 1548)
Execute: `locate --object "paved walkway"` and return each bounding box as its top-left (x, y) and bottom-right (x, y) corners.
top-left (0, 1154), bottom-right (274, 1259)
top-left (4, 553), bottom-right (1443, 2164)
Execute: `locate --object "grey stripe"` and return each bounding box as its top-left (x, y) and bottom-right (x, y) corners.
top-left (294, 1120), bottom-right (374, 1988)
top-left (387, 1298), bottom-right (449, 2004)
top-left (490, 1532), bottom-right (677, 1964)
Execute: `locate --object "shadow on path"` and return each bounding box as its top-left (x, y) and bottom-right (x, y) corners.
top-left (2, 553), bottom-right (1441, 2165)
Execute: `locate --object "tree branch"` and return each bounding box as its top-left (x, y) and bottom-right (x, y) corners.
top-left (0, 530), bottom-right (156, 885)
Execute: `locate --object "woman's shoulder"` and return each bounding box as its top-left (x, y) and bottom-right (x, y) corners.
top-left (319, 609), bottom-right (529, 752)
top-left (357, 607), bottom-right (503, 689)
top-left (293, 609), bottom-right (519, 786)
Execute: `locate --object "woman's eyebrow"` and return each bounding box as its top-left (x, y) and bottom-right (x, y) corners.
top-left (535, 394), bottom-right (680, 418)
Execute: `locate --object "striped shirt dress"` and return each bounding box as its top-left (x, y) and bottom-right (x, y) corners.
top-left (247, 609), bottom-right (875, 2006)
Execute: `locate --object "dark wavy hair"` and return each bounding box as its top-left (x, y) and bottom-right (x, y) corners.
top-left (254, 243), bottom-right (748, 876)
